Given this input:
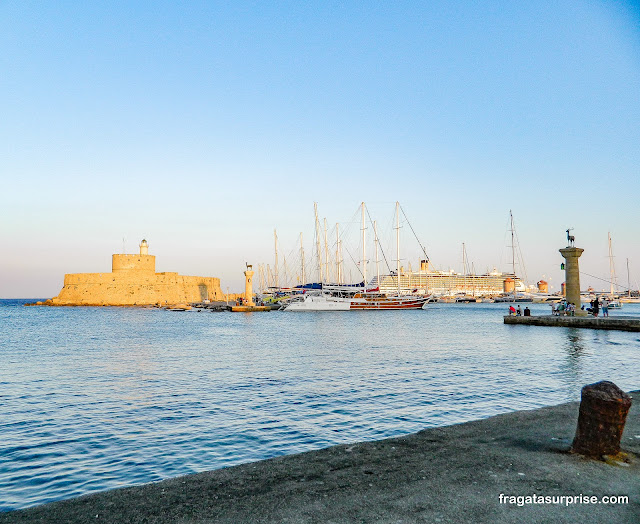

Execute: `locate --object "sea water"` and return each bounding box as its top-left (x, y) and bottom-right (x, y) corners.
top-left (1, 299), bottom-right (639, 511)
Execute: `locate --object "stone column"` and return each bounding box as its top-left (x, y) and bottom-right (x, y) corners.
top-left (244, 266), bottom-right (255, 306)
top-left (559, 246), bottom-right (585, 316)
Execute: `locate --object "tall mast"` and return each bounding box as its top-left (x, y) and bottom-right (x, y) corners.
top-left (300, 232), bottom-right (306, 286)
top-left (361, 202), bottom-right (367, 288)
top-left (274, 229), bottom-right (279, 289)
top-left (510, 210), bottom-right (516, 277)
top-left (336, 223), bottom-right (342, 285)
top-left (374, 220), bottom-right (380, 290)
top-left (396, 201), bottom-right (401, 295)
top-left (463, 242), bottom-right (467, 294)
top-left (323, 218), bottom-right (330, 283)
top-left (314, 203), bottom-right (323, 283)
top-left (282, 255), bottom-right (288, 287)
top-left (510, 210), bottom-right (516, 301)
top-left (608, 232), bottom-right (617, 297)
top-left (472, 262), bottom-right (477, 297)
top-left (627, 258), bottom-right (631, 298)
top-left (258, 264), bottom-right (265, 293)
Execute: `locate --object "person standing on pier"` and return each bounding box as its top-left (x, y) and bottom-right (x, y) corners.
top-left (593, 296), bottom-right (600, 317)
top-left (602, 298), bottom-right (609, 317)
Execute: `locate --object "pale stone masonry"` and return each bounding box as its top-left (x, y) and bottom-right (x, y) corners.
top-left (559, 245), bottom-right (585, 316)
top-left (49, 240), bottom-right (224, 306)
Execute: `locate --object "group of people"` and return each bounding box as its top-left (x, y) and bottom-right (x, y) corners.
top-left (586, 296), bottom-right (610, 317)
top-left (508, 305), bottom-right (531, 316)
top-left (551, 301), bottom-right (577, 316)
top-left (550, 296), bottom-right (611, 317)
top-left (507, 298), bottom-right (613, 318)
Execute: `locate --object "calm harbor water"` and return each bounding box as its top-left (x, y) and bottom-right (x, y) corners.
top-left (1, 299), bottom-right (639, 511)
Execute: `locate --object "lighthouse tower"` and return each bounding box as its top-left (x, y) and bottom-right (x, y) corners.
top-left (244, 264), bottom-right (255, 306)
top-left (140, 239), bottom-right (149, 255)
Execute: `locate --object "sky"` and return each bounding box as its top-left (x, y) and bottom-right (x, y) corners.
top-left (1, 1), bottom-right (639, 297)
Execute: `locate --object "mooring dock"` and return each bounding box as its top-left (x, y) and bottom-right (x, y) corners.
top-left (504, 315), bottom-right (640, 332)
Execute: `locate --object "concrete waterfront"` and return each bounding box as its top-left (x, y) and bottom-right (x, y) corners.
top-left (504, 314), bottom-right (640, 332)
top-left (2, 393), bottom-right (638, 523)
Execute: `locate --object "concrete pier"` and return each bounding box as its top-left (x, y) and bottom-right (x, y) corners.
top-left (230, 305), bottom-right (271, 312)
top-left (504, 314), bottom-right (640, 332)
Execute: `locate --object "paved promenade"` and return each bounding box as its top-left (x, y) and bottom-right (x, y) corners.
top-left (3, 393), bottom-right (638, 523)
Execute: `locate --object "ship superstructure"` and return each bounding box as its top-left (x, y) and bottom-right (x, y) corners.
top-left (368, 260), bottom-right (525, 297)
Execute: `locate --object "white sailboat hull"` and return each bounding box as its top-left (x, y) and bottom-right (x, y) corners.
top-left (283, 292), bottom-right (430, 311)
top-left (284, 294), bottom-right (351, 311)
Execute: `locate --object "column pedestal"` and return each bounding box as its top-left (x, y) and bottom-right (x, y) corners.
top-left (244, 268), bottom-right (255, 306)
top-left (559, 246), bottom-right (586, 316)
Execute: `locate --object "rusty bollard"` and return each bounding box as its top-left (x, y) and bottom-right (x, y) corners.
top-left (571, 381), bottom-right (632, 458)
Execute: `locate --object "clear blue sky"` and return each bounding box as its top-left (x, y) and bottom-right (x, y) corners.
top-left (1, 1), bottom-right (639, 297)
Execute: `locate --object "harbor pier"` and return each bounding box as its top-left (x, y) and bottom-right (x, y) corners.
top-left (504, 314), bottom-right (640, 332)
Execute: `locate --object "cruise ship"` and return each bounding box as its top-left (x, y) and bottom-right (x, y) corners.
top-left (367, 260), bottom-right (525, 297)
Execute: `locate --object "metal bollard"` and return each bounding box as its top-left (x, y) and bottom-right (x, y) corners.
top-left (571, 381), bottom-right (632, 458)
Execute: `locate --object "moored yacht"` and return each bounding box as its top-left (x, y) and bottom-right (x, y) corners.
top-left (283, 289), bottom-right (429, 311)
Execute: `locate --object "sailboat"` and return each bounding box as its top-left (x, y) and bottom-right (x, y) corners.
top-left (493, 211), bottom-right (531, 302)
top-left (620, 258), bottom-right (640, 303)
top-left (606, 233), bottom-right (622, 309)
top-left (284, 202), bottom-right (430, 311)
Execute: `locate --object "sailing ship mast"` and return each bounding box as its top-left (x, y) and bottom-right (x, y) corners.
top-left (336, 224), bottom-right (342, 285)
top-left (314, 203), bottom-right (323, 284)
top-left (472, 262), bottom-right (477, 297)
top-left (627, 258), bottom-right (631, 298)
top-left (274, 230), bottom-right (279, 289)
top-left (361, 202), bottom-right (367, 289)
top-left (509, 210), bottom-right (517, 301)
top-left (396, 201), bottom-right (401, 296)
top-left (259, 264), bottom-right (265, 293)
top-left (462, 243), bottom-right (467, 295)
top-left (374, 220), bottom-right (380, 290)
top-left (323, 218), bottom-right (330, 283)
top-left (282, 254), bottom-right (288, 287)
top-left (608, 232), bottom-right (617, 297)
top-left (300, 233), bottom-right (306, 286)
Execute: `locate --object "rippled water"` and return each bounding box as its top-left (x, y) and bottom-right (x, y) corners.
top-left (1, 299), bottom-right (639, 511)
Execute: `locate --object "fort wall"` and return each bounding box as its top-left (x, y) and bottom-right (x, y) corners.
top-left (49, 240), bottom-right (225, 306)
top-left (112, 254), bottom-right (156, 273)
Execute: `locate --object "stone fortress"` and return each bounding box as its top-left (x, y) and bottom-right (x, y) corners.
top-left (48, 240), bottom-right (225, 306)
